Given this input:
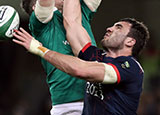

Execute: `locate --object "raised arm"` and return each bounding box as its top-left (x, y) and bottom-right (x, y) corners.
top-left (34, 0), bottom-right (55, 23)
top-left (12, 28), bottom-right (105, 83)
top-left (13, 28), bottom-right (117, 84)
top-left (63, 0), bottom-right (92, 56)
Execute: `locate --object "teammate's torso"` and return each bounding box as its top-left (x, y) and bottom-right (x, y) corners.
top-left (29, 0), bottom-right (97, 105)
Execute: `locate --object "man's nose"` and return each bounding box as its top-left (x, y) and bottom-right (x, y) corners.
top-left (106, 27), bottom-right (112, 33)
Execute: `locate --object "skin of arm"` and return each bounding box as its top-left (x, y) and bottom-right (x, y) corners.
top-left (45, 50), bottom-right (105, 82)
top-left (63, 0), bottom-right (92, 56)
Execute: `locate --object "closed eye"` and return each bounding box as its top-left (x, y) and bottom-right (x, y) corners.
top-left (115, 24), bottom-right (123, 29)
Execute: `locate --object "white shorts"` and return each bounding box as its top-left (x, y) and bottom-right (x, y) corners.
top-left (50, 101), bottom-right (84, 115)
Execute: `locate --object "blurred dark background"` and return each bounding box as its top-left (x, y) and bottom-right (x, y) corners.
top-left (0, 0), bottom-right (160, 115)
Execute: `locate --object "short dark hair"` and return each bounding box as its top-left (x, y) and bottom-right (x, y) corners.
top-left (120, 18), bottom-right (150, 58)
top-left (20, 0), bottom-right (37, 15)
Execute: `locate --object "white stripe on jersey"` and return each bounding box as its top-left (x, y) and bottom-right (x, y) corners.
top-left (131, 57), bottom-right (144, 73)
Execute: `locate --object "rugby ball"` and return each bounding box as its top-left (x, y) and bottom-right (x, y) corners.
top-left (0, 5), bottom-right (20, 41)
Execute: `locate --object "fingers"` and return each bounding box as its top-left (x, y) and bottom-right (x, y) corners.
top-left (13, 27), bottom-right (33, 50)
top-left (12, 39), bottom-right (25, 47)
top-left (13, 31), bottom-right (26, 42)
top-left (19, 27), bottom-right (33, 39)
top-left (13, 27), bottom-right (32, 41)
top-left (14, 28), bottom-right (27, 40)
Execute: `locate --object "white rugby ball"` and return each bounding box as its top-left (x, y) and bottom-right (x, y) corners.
top-left (0, 5), bottom-right (20, 40)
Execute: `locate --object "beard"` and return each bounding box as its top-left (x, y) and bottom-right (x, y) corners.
top-left (101, 39), bottom-right (109, 51)
top-left (101, 37), bottom-right (125, 51)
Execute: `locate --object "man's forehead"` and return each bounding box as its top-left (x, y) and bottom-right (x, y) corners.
top-left (114, 21), bottom-right (132, 28)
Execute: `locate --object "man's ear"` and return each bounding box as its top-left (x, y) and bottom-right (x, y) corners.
top-left (125, 37), bottom-right (136, 47)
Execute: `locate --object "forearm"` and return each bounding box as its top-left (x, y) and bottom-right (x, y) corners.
top-left (44, 50), bottom-right (117, 84)
top-left (63, 0), bottom-right (81, 25)
top-left (44, 50), bottom-right (84, 77)
top-left (35, 0), bottom-right (55, 23)
top-left (44, 50), bottom-right (105, 82)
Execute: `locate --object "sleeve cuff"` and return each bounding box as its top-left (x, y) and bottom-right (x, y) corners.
top-left (81, 42), bottom-right (92, 53)
top-left (78, 42), bottom-right (92, 60)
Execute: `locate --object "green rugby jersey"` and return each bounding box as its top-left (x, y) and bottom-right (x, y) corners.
top-left (29, 0), bottom-right (97, 105)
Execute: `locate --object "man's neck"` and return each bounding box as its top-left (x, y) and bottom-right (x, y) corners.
top-left (106, 48), bottom-right (132, 58)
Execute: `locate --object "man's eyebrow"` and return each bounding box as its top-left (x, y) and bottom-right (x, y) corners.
top-left (115, 23), bottom-right (123, 28)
